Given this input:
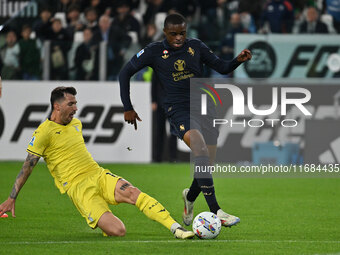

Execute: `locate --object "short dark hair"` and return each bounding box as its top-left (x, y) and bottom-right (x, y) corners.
top-left (164, 13), bottom-right (186, 28)
top-left (84, 7), bottom-right (97, 16)
top-left (21, 24), bottom-right (31, 32)
top-left (67, 4), bottom-right (81, 14)
top-left (50, 87), bottom-right (77, 110)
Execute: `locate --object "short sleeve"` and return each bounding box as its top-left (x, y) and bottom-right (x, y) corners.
top-left (26, 128), bottom-right (49, 157)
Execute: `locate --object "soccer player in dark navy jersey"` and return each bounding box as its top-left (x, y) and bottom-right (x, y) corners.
top-left (119, 13), bottom-right (252, 227)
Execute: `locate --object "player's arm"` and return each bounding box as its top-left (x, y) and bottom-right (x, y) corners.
top-left (119, 47), bottom-right (153, 130)
top-left (0, 153), bottom-right (40, 217)
top-left (200, 41), bottom-right (251, 74)
top-left (0, 75), bottom-right (2, 98)
top-left (119, 61), bottom-right (142, 130)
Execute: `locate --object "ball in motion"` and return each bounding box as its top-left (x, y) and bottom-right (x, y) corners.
top-left (192, 212), bottom-right (221, 239)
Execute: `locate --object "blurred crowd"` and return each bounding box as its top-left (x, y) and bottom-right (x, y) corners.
top-left (0, 0), bottom-right (339, 81)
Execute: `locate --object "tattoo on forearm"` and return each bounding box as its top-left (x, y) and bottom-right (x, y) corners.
top-left (120, 183), bottom-right (131, 191)
top-left (9, 154), bottom-right (39, 199)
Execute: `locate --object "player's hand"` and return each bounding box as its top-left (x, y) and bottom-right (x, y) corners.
top-left (124, 110), bottom-right (142, 130)
top-left (151, 102), bottom-right (158, 111)
top-left (237, 49), bottom-right (252, 63)
top-left (0, 198), bottom-right (16, 217)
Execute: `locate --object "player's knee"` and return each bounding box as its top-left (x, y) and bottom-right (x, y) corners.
top-left (193, 144), bottom-right (209, 156)
top-left (105, 225), bottom-right (126, 237)
top-left (188, 131), bottom-right (209, 156)
top-left (126, 186), bottom-right (141, 204)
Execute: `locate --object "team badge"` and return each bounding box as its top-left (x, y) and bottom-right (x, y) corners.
top-left (188, 47), bottom-right (195, 56)
top-left (174, 59), bottom-right (186, 71)
top-left (137, 49), bottom-right (145, 58)
top-left (180, 124), bottom-right (185, 131)
top-left (29, 136), bottom-right (35, 146)
top-left (162, 50), bottom-right (169, 59)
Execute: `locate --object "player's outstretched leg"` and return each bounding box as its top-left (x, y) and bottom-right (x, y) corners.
top-left (115, 179), bottom-right (194, 239)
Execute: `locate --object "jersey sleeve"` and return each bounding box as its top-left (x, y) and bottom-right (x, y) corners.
top-left (130, 46), bottom-right (154, 70)
top-left (119, 46), bottom-right (154, 111)
top-left (199, 40), bottom-right (241, 74)
top-left (26, 128), bottom-right (49, 157)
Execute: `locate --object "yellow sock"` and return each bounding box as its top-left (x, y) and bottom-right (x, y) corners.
top-left (135, 192), bottom-right (176, 230)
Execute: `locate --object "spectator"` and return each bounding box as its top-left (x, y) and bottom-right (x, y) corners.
top-left (260, 0), bottom-right (295, 33)
top-left (74, 27), bottom-right (95, 80)
top-left (143, 0), bottom-right (173, 25)
top-left (325, 0), bottom-right (340, 33)
top-left (66, 5), bottom-right (84, 38)
top-left (198, 0), bottom-right (237, 42)
top-left (299, 6), bottom-right (329, 33)
top-left (240, 12), bottom-right (257, 33)
top-left (82, 7), bottom-right (99, 33)
top-left (90, 14), bottom-right (112, 80)
top-left (33, 8), bottom-right (53, 41)
top-left (172, 0), bottom-right (197, 18)
top-left (19, 25), bottom-right (41, 80)
top-left (141, 23), bottom-right (161, 47)
top-left (109, 3), bottom-right (135, 79)
top-left (239, 0), bottom-right (266, 30)
top-left (56, 0), bottom-right (72, 13)
top-left (220, 13), bottom-right (248, 62)
top-left (82, 0), bottom-right (112, 17)
top-left (112, 0), bottom-right (141, 40)
top-left (46, 18), bottom-right (73, 80)
top-left (0, 31), bottom-right (20, 80)
top-left (91, 14), bottom-right (132, 80)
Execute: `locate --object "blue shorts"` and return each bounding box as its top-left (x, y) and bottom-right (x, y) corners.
top-left (166, 106), bottom-right (219, 145)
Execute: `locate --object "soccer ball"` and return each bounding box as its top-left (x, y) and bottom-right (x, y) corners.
top-left (192, 212), bottom-right (221, 239)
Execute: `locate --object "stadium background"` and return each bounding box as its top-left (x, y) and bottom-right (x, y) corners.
top-left (1, 0), bottom-right (340, 254)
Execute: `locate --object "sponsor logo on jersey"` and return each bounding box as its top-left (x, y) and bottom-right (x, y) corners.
top-left (174, 59), bottom-right (186, 71)
top-left (136, 49), bottom-right (145, 58)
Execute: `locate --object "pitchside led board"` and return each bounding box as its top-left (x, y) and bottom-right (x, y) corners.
top-left (0, 82), bottom-right (151, 163)
top-left (235, 34), bottom-right (340, 79)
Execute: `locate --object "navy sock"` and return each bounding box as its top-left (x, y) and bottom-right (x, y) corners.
top-left (192, 156), bottom-right (221, 214)
top-left (187, 178), bottom-right (200, 202)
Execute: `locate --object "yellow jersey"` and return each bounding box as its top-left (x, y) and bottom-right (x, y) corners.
top-left (27, 118), bottom-right (102, 193)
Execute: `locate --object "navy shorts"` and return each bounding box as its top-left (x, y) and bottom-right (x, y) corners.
top-left (166, 106), bottom-right (219, 145)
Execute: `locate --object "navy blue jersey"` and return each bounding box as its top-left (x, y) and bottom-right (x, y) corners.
top-left (119, 38), bottom-right (241, 111)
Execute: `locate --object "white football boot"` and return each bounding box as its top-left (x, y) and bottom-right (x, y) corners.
top-left (217, 209), bottom-right (240, 227)
top-left (173, 226), bottom-right (195, 239)
top-left (182, 188), bottom-right (194, 226)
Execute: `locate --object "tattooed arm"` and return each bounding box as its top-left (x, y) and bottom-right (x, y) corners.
top-left (0, 153), bottom-right (40, 217)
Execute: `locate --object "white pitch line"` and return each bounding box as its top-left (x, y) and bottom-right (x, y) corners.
top-left (1, 240), bottom-right (340, 245)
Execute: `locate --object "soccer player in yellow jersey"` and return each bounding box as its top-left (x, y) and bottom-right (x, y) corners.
top-left (0, 86), bottom-right (194, 239)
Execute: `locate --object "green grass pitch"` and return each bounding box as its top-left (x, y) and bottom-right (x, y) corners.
top-left (1, 162), bottom-right (340, 255)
